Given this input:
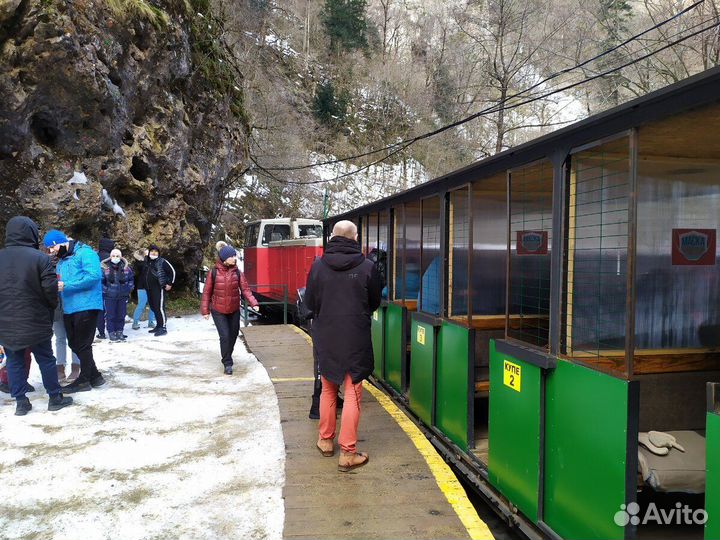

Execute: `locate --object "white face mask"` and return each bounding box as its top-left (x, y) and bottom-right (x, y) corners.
top-left (149, 254), bottom-right (158, 260)
top-left (111, 257), bottom-right (121, 264)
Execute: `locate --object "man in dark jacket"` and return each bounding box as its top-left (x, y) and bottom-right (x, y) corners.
top-left (0, 216), bottom-right (73, 415)
top-left (145, 244), bottom-right (176, 337)
top-left (305, 220), bottom-right (382, 472)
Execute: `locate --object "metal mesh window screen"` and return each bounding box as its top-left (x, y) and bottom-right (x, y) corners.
top-left (563, 137), bottom-right (630, 362)
top-left (379, 211), bottom-right (389, 298)
top-left (368, 213), bottom-right (379, 253)
top-left (393, 207), bottom-right (405, 301)
top-left (363, 216), bottom-right (370, 254)
top-left (421, 197), bottom-right (441, 315)
top-left (508, 161), bottom-right (553, 348)
top-left (472, 176), bottom-right (507, 316)
top-left (405, 202), bottom-right (422, 303)
top-left (449, 188), bottom-right (470, 317)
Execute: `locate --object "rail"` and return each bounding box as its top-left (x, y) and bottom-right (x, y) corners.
top-left (242, 283), bottom-right (289, 326)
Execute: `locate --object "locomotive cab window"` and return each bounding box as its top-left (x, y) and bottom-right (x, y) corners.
top-left (261, 224), bottom-right (291, 245)
top-left (245, 223), bottom-right (260, 248)
top-left (298, 224), bottom-right (322, 238)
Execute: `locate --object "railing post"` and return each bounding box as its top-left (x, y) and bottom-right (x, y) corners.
top-left (242, 297), bottom-right (248, 326)
top-left (283, 285), bottom-right (288, 325)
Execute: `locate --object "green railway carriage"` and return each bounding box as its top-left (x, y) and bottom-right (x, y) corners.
top-left (327, 67), bottom-right (720, 540)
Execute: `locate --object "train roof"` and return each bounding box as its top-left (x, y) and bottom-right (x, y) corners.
top-left (247, 218), bottom-right (322, 225)
top-left (327, 65), bottom-right (720, 221)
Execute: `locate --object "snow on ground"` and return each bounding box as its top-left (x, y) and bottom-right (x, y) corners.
top-left (0, 315), bottom-right (285, 540)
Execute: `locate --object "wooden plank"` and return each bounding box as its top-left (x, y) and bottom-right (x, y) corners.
top-left (240, 324), bottom-right (472, 540)
top-left (561, 349), bottom-right (720, 375)
top-left (566, 160), bottom-right (577, 354)
top-left (474, 380), bottom-right (490, 393)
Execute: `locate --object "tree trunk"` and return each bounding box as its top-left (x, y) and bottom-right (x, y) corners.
top-left (495, 86), bottom-right (507, 154)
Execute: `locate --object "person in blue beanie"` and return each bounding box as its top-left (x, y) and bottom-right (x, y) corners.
top-left (43, 229), bottom-right (106, 393)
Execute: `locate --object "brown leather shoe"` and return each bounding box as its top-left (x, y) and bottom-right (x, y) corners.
top-left (338, 451), bottom-right (369, 472)
top-left (56, 365), bottom-right (66, 383)
top-left (317, 438), bottom-right (334, 457)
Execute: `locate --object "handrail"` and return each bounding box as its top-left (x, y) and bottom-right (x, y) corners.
top-left (242, 283), bottom-right (288, 325)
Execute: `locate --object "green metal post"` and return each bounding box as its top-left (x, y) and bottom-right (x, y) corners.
top-left (323, 188), bottom-right (329, 219)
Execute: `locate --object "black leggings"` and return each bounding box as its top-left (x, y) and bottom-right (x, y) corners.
top-left (64, 309), bottom-right (102, 382)
top-left (147, 286), bottom-right (167, 329)
top-left (211, 310), bottom-right (240, 366)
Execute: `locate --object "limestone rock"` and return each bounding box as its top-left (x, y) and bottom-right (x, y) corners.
top-left (0, 0), bottom-right (21, 24)
top-left (0, 0), bottom-right (248, 287)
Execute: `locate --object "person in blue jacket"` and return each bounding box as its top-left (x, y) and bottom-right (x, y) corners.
top-left (101, 248), bottom-right (134, 342)
top-left (43, 230), bottom-right (106, 393)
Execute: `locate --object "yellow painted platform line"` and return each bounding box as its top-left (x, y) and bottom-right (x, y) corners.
top-left (290, 324), bottom-right (314, 346)
top-left (290, 325), bottom-right (493, 540)
top-left (363, 381), bottom-right (495, 540)
top-left (271, 377), bottom-right (315, 383)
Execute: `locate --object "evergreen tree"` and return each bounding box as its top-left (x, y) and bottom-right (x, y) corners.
top-left (312, 81), bottom-right (349, 126)
top-left (320, 0), bottom-right (369, 53)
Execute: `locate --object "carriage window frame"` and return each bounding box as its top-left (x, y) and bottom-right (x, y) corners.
top-left (420, 194), bottom-right (442, 316)
top-left (506, 159), bottom-right (554, 349)
top-left (562, 131), bottom-right (634, 377)
top-left (447, 185), bottom-right (471, 321)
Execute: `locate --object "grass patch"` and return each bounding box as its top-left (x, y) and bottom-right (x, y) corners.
top-left (166, 292), bottom-right (201, 316)
top-left (126, 291), bottom-right (200, 321)
top-left (104, 0), bottom-right (169, 28)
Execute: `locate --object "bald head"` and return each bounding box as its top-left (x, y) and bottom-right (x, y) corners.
top-left (331, 220), bottom-right (358, 240)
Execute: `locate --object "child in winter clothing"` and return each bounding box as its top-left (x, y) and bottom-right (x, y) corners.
top-left (0, 347), bottom-right (32, 394)
top-left (102, 249), bottom-right (134, 342)
top-left (201, 245), bottom-right (259, 375)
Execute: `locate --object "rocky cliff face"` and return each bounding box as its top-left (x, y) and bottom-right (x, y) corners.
top-left (0, 0), bottom-right (247, 287)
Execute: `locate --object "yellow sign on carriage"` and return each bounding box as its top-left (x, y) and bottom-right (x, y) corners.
top-left (416, 325), bottom-right (426, 345)
top-left (503, 360), bottom-right (522, 392)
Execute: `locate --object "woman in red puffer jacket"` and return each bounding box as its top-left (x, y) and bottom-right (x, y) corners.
top-left (201, 245), bottom-right (259, 375)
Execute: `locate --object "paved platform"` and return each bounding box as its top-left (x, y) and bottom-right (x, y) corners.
top-left (242, 324), bottom-right (493, 540)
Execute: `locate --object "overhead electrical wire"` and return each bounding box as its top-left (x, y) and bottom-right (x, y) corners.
top-left (256, 0), bottom-right (706, 175)
top-left (247, 8), bottom-right (719, 186)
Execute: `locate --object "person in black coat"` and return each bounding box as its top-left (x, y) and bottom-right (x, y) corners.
top-left (95, 236), bottom-right (115, 339)
top-left (145, 244), bottom-right (176, 337)
top-left (305, 220), bottom-right (382, 471)
top-left (0, 216), bottom-right (73, 415)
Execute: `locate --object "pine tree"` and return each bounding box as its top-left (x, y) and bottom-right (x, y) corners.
top-left (320, 0), bottom-right (369, 53)
top-left (312, 81), bottom-right (349, 126)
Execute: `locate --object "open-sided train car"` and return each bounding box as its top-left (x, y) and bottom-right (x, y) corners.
top-left (327, 67), bottom-right (720, 540)
top-left (243, 217), bottom-right (323, 317)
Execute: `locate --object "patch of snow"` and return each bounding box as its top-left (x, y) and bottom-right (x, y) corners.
top-left (0, 315), bottom-right (285, 540)
top-left (67, 171), bottom-right (88, 185)
top-left (101, 188), bottom-right (126, 218)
